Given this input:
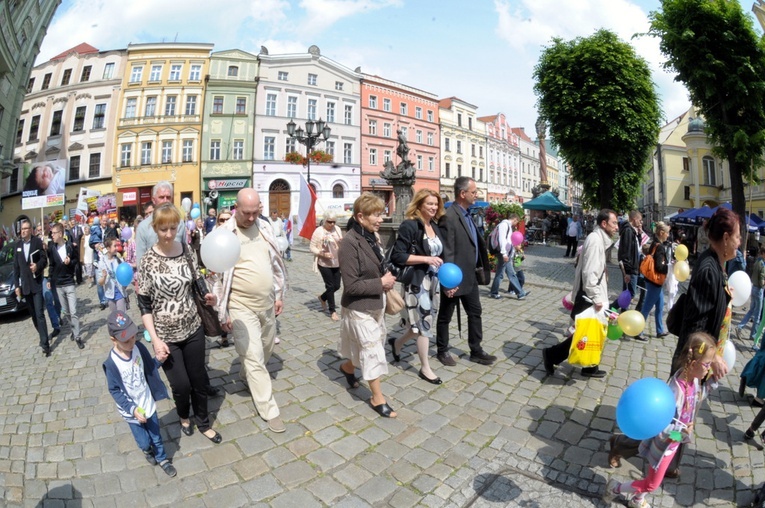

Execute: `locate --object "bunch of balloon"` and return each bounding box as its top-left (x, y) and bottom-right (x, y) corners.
top-left (673, 244), bottom-right (690, 282)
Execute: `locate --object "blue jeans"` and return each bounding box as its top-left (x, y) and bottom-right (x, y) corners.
top-left (641, 280), bottom-right (666, 335)
top-left (739, 287), bottom-right (764, 339)
top-left (42, 278), bottom-right (61, 329)
top-left (490, 255), bottom-right (525, 297)
top-left (128, 412), bottom-right (167, 463)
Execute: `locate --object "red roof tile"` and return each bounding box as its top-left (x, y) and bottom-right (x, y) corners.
top-left (50, 43), bottom-right (99, 61)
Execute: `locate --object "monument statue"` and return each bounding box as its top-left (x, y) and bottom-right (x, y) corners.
top-left (380, 128), bottom-right (416, 222)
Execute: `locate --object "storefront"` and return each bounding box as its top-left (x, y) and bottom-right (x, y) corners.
top-left (118, 186), bottom-right (153, 224)
top-left (203, 178), bottom-right (251, 214)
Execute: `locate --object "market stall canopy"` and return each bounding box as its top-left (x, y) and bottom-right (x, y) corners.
top-left (521, 192), bottom-right (571, 211)
top-left (443, 201), bottom-right (490, 209)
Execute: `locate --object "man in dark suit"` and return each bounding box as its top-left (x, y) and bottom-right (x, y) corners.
top-left (67, 218), bottom-right (83, 284)
top-left (13, 219), bottom-right (51, 356)
top-left (435, 177), bottom-right (496, 366)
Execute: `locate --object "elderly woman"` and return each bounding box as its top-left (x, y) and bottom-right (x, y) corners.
top-left (137, 203), bottom-right (222, 444)
top-left (310, 211), bottom-right (343, 321)
top-left (338, 193), bottom-right (398, 418)
top-left (388, 189), bottom-right (445, 384)
top-left (80, 225), bottom-right (94, 285)
top-left (636, 222), bottom-right (671, 340)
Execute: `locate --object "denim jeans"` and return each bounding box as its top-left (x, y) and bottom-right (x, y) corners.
top-left (42, 278), bottom-right (61, 329)
top-left (490, 255), bottom-right (525, 297)
top-left (55, 284), bottom-right (80, 340)
top-left (739, 286), bottom-right (764, 339)
top-left (641, 280), bottom-right (666, 335)
top-left (127, 412), bottom-right (167, 463)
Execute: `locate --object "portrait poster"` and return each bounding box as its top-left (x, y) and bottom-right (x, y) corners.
top-left (21, 160), bottom-right (67, 210)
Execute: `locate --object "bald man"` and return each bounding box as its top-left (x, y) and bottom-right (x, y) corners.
top-left (213, 189), bottom-right (288, 433)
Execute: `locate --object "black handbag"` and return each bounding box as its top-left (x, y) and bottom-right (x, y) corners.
top-left (383, 239), bottom-right (416, 286)
top-left (666, 292), bottom-right (686, 336)
top-left (183, 245), bottom-right (223, 337)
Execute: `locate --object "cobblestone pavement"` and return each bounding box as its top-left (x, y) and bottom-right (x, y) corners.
top-left (0, 241), bottom-right (761, 507)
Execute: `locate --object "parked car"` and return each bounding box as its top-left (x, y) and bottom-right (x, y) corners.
top-left (0, 240), bottom-right (28, 316)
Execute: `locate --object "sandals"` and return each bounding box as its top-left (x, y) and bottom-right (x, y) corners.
top-left (608, 436), bottom-right (622, 468)
top-left (388, 337), bottom-right (401, 363)
top-left (371, 401), bottom-right (396, 418)
top-left (341, 368), bottom-right (360, 388)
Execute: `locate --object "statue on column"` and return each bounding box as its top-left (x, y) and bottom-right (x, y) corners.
top-left (380, 128), bottom-right (417, 222)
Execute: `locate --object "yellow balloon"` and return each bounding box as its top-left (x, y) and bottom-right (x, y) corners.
top-left (674, 244), bottom-right (689, 262)
top-left (673, 260), bottom-right (690, 282)
top-left (618, 310), bottom-right (646, 337)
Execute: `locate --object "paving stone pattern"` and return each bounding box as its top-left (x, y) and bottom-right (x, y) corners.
top-left (0, 242), bottom-right (760, 507)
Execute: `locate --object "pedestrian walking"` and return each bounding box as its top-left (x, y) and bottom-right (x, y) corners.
top-left (47, 223), bottom-right (84, 349)
top-left (310, 211), bottom-right (343, 321)
top-left (13, 219), bottom-right (50, 356)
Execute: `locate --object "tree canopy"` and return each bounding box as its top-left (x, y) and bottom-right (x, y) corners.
top-left (648, 0), bottom-right (765, 226)
top-left (534, 29), bottom-right (662, 210)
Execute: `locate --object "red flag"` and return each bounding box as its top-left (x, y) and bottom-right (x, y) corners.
top-left (297, 174), bottom-right (317, 240)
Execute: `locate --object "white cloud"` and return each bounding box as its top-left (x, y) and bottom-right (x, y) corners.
top-left (297, 0), bottom-right (403, 35)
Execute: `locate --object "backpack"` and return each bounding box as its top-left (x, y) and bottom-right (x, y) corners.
top-left (640, 243), bottom-right (667, 286)
top-left (489, 226), bottom-right (501, 255)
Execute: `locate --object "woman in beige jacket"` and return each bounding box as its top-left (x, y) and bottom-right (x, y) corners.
top-left (310, 211), bottom-right (343, 321)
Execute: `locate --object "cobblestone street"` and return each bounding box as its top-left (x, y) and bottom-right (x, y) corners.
top-left (0, 242), bottom-right (761, 507)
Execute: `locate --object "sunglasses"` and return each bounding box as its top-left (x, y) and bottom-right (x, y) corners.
top-left (325, 220), bottom-right (336, 224)
top-left (218, 217), bottom-right (230, 223)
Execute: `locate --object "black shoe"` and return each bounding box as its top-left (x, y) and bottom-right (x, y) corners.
top-left (51, 328), bottom-right (60, 338)
top-left (388, 337), bottom-right (401, 363)
top-left (202, 429), bottom-right (222, 444)
top-left (143, 449), bottom-right (157, 466)
top-left (418, 370), bottom-right (442, 385)
top-left (42, 347), bottom-right (51, 357)
top-left (160, 460), bottom-right (177, 477)
top-left (341, 368), bottom-right (360, 388)
top-left (657, 332), bottom-right (669, 338)
top-left (180, 422), bottom-right (194, 436)
top-left (76, 339), bottom-right (85, 350)
top-left (753, 398), bottom-right (765, 408)
top-left (437, 352), bottom-right (457, 367)
top-left (206, 385), bottom-right (220, 396)
top-left (581, 367), bottom-right (607, 378)
top-left (469, 351), bottom-right (497, 365)
top-left (740, 377), bottom-right (747, 398)
top-left (542, 348), bottom-right (555, 376)
top-left (99, 303), bottom-right (107, 311)
top-left (633, 335), bottom-right (648, 342)
top-left (745, 428), bottom-right (756, 440)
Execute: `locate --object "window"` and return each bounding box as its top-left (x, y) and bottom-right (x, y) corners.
top-left (80, 65), bottom-right (92, 82)
top-left (325, 141), bottom-right (335, 158)
top-left (369, 148), bottom-right (377, 165)
top-left (400, 102), bottom-right (407, 115)
top-left (471, 144), bottom-right (476, 157)
top-left (93, 104), bottom-right (106, 129)
top-left (427, 132), bottom-right (433, 146)
top-left (416, 130), bottom-right (422, 143)
top-left (344, 105), bottom-right (352, 125)
top-left (457, 113), bottom-right (462, 127)
top-left (401, 126), bottom-right (407, 139)
top-left (369, 120), bottom-right (377, 136)
top-left (684, 185), bottom-right (691, 200)
top-left (41, 73), bottom-right (51, 90)
top-left (212, 96), bottom-right (223, 114)
top-left (266, 94), bottom-right (277, 116)
top-left (125, 98), bottom-right (137, 118)
top-left (162, 141), bottom-right (173, 163)
top-left (427, 110), bottom-right (433, 122)
top-left (308, 73), bottom-right (317, 85)
top-left (15, 119), bottom-right (23, 144)
top-left (27, 77), bottom-right (34, 93)
top-left (383, 123), bottom-right (391, 138)
top-left (72, 106), bottom-right (86, 131)
top-left (468, 117), bottom-right (473, 130)
top-left (457, 164), bottom-right (462, 176)
top-left (120, 143), bottom-right (132, 167)
top-left (278, 71), bottom-right (288, 81)
top-left (444, 138), bottom-right (450, 152)
top-left (287, 96), bottom-right (297, 118)
top-left (383, 150), bottom-right (392, 163)
top-left (417, 155), bottom-right (422, 170)
top-left (307, 99), bottom-right (317, 120)
top-left (148, 65), bottom-right (162, 82)
top-left (130, 66), bottom-right (143, 83)
top-left (165, 96), bottom-right (176, 116)
top-left (415, 106), bottom-right (422, 119)
top-left (383, 98), bottom-right (391, 112)
top-left (333, 184), bottom-right (345, 198)
top-left (233, 140), bottom-right (244, 160)
top-left (228, 66), bottom-right (238, 77)
top-left (9, 167), bottom-right (17, 191)
top-left (472, 167), bottom-right (476, 179)
top-left (185, 95), bottom-right (197, 115)
top-left (50, 111), bottom-right (62, 136)
top-left (236, 97), bottom-right (246, 114)
top-left (369, 96), bottom-right (377, 109)
top-left (69, 156), bottom-right (80, 181)
top-left (343, 143), bottom-right (352, 164)
top-left (264, 137), bottom-right (275, 160)
top-left (102, 62), bottom-right (115, 79)
top-left (428, 156), bottom-right (434, 171)
top-left (326, 102), bottom-right (335, 123)
top-left (335, 81), bottom-right (343, 91)
top-left (182, 140), bottom-right (193, 162)
top-left (445, 162), bottom-right (451, 178)
top-left (682, 157), bottom-right (690, 172)
top-left (169, 64), bottom-right (182, 81)
top-left (89, 153), bottom-right (101, 178)
top-left (61, 69), bottom-right (71, 86)
top-left (145, 96), bottom-right (157, 117)
top-left (210, 140), bottom-right (221, 160)
top-left (285, 138), bottom-right (296, 154)
top-left (189, 64), bottom-right (201, 81)
top-left (703, 156), bottom-right (716, 186)
top-left (141, 142), bottom-right (152, 165)
top-left (456, 140), bottom-right (462, 154)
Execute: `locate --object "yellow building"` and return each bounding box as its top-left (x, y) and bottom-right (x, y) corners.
top-left (113, 43), bottom-right (213, 221)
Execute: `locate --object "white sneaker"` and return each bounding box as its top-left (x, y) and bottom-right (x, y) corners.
top-left (603, 478), bottom-right (620, 503)
top-left (627, 496), bottom-right (651, 508)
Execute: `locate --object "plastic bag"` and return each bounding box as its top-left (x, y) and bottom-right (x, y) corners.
top-left (568, 306), bottom-right (608, 367)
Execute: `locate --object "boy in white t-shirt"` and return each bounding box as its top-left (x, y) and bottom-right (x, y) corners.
top-left (102, 311), bottom-right (176, 477)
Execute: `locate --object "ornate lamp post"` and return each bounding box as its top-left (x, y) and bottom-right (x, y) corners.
top-left (286, 118), bottom-right (331, 186)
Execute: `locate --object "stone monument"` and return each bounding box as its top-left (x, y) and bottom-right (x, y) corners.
top-left (379, 129), bottom-right (416, 223)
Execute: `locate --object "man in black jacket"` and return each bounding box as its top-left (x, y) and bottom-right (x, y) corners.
top-left (613, 210), bottom-right (643, 310)
top-left (13, 219), bottom-right (50, 356)
top-left (49, 223), bottom-right (84, 349)
top-left (435, 177), bottom-right (496, 367)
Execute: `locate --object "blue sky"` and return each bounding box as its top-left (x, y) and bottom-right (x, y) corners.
top-left (38, 0), bottom-right (759, 133)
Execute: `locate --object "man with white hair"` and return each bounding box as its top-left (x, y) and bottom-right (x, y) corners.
top-left (135, 181), bottom-right (187, 265)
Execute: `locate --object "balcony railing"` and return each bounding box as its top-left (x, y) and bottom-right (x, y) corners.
top-left (119, 114), bottom-right (201, 128)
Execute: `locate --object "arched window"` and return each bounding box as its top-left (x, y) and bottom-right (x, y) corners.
top-left (332, 184), bottom-right (344, 198)
top-left (703, 156), bottom-right (716, 186)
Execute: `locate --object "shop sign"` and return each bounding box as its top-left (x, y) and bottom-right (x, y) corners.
top-left (208, 179), bottom-right (248, 190)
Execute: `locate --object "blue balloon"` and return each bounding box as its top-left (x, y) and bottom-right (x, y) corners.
top-left (62, 215), bottom-right (69, 221)
top-left (438, 262), bottom-right (463, 289)
top-left (190, 208), bottom-right (201, 219)
top-left (115, 262), bottom-right (134, 287)
top-left (616, 377), bottom-right (676, 440)
top-left (193, 203), bottom-right (200, 208)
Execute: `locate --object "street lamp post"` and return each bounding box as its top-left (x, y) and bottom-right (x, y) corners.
top-left (286, 118), bottom-right (331, 187)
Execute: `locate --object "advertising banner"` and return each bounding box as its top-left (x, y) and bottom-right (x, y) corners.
top-left (21, 160), bottom-right (67, 210)
top-left (77, 187), bottom-right (101, 211)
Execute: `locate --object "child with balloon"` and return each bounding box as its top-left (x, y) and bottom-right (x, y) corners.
top-left (97, 237), bottom-right (130, 312)
top-left (604, 332), bottom-right (716, 508)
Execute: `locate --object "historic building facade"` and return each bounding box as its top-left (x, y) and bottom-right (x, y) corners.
top-left (113, 42), bottom-right (213, 221)
top-left (439, 97), bottom-right (487, 202)
top-left (479, 112), bottom-right (520, 202)
top-left (513, 127), bottom-right (541, 203)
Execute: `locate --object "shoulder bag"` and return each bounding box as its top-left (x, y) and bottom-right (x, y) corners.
top-left (385, 286), bottom-right (405, 315)
top-left (383, 235), bottom-right (416, 286)
top-left (640, 243), bottom-right (667, 286)
top-left (183, 244), bottom-right (223, 337)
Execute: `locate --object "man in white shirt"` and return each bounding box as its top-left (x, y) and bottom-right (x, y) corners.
top-left (489, 213), bottom-right (528, 300)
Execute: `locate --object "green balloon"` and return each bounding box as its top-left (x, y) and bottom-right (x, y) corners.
top-left (607, 323), bottom-right (623, 341)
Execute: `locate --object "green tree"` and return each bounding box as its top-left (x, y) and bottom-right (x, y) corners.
top-left (534, 29), bottom-right (662, 210)
top-left (648, 0), bottom-right (765, 228)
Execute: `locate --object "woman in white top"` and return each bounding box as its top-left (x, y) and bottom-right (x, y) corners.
top-left (310, 211), bottom-right (343, 321)
top-left (81, 225), bottom-right (94, 285)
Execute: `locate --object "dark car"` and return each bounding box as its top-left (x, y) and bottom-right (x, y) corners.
top-left (0, 240), bottom-right (28, 315)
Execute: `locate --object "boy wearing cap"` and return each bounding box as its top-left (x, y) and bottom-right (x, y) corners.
top-left (102, 310), bottom-right (176, 477)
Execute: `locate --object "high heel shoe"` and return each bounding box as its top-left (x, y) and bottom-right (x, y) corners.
top-left (388, 337), bottom-right (401, 363)
top-left (341, 368), bottom-right (360, 388)
top-left (202, 429), bottom-right (222, 444)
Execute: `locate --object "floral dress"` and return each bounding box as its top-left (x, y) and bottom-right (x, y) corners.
top-left (401, 235), bottom-right (443, 338)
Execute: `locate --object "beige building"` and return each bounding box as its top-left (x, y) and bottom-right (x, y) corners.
top-left (439, 97), bottom-right (487, 201)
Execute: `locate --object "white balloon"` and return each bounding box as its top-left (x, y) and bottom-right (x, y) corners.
top-left (722, 339), bottom-right (736, 370)
top-left (181, 197), bottom-right (192, 213)
top-left (200, 228), bottom-right (241, 273)
top-left (729, 270), bottom-right (752, 307)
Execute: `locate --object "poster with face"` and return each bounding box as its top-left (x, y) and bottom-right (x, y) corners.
top-left (21, 160), bottom-right (67, 210)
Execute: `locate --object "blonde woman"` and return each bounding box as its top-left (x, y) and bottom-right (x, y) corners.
top-left (310, 211), bottom-right (343, 321)
top-left (639, 222), bottom-right (671, 339)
